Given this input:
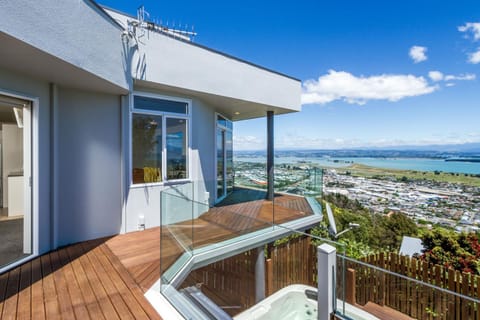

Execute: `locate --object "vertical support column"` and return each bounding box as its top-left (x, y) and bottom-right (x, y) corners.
top-left (266, 111), bottom-right (274, 201)
top-left (50, 83), bottom-right (59, 250)
top-left (346, 268), bottom-right (356, 305)
top-left (318, 244), bottom-right (337, 320)
top-left (255, 246), bottom-right (266, 302)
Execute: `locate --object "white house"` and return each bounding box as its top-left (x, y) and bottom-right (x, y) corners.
top-left (0, 0), bottom-right (302, 273)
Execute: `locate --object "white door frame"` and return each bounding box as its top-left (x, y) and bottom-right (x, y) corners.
top-left (23, 102), bottom-right (32, 254)
top-left (0, 89), bottom-right (38, 273)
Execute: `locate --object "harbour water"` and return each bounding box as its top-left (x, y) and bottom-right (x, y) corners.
top-left (235, 156), bottom-right (480, 175)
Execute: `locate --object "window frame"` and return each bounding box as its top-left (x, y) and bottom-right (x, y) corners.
top-left (130, 91), bottom-right (192, 187)
top-left (214, 112), bottom-right (233, 203)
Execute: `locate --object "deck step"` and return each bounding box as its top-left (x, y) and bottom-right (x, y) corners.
top-left (360, 302), bottom-right (415, 320)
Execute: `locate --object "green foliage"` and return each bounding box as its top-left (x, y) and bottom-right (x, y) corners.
top-left (338, 238), bottom-right (376, 259)
top-left (420, 228), bottom-right (480, 274)
top-left (319, 193), bottom-right (419, 258)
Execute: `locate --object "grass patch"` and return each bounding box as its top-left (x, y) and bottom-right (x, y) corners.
top-left (334, 163), bottom-right (480, 187)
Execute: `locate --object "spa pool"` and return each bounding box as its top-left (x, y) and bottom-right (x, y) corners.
top-left (234, 284), bottom-right (379, 320)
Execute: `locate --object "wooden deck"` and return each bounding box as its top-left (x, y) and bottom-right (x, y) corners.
top-left (0, 238), bottom-right (160, 320)
top-left (0, 193), bottom-right (313, 319)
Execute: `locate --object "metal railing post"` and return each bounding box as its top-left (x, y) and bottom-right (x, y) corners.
top-left (318, 243), bottom-right (336, 320)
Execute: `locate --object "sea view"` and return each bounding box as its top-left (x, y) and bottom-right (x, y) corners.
top-left (235, 155), bottom-right (480, 174)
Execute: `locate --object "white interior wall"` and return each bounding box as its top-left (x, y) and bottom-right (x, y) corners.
top-left (2, 124), bottom-right (23, 207)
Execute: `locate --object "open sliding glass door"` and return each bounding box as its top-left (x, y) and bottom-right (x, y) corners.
top-left (215, 114), bottom-right (233, 203)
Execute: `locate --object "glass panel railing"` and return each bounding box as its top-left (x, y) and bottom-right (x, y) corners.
top-left (160, 181), bottom-right (199, 289)
top-left (180, 249), bottom-right (257, 317)
top-left (273, 165), bottom-right (323, 197)
top-left (159, 183), bottom-right (480, 320)
top-left (160, 180), bottom-right (277, 288)
top-left (157, 169), bottom-right (332, 318)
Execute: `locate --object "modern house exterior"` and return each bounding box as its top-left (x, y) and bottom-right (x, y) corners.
top-left (0, 0), bottom-right (304, 280)
top-left (0, 2), bottom-right (341, 319)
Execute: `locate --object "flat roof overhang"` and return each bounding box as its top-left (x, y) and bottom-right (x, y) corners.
top-left (0, 32), bottom-right (129, 95)
top-left (134, 79), bottom-right (298, 121)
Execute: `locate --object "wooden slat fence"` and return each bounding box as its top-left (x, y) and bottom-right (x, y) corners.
top-left (348, 252), bottom-right (480, 320)
top-left (266, 236), bottom-right (317, 295)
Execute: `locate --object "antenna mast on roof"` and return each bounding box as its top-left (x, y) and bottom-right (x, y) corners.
top-left (130, 5), bottom-right (197, 42)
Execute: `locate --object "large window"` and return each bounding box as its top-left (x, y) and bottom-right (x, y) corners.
top-left (131, 94), bottom-right (190, 184)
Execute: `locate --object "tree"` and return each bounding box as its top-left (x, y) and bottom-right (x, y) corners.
top-left (379, 213), bottom-right (418, 250)
top-left (319, 194), bottom-right (419, 256)
top-left (421, 229), bottom-right (480, 274)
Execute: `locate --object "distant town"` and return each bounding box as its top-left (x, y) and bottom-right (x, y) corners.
top-left (234, 148), bottom-right (480, 233)
top-left (323, 169), bottom-right (480, 232)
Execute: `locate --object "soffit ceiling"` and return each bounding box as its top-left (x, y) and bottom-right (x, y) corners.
top-left (0, 32), bottom-right (128, 95)
top-left (134, 79), bottom-right (297, 122)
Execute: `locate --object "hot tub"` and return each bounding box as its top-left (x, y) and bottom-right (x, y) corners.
top-left (234, 284), bottom-right (379, 320)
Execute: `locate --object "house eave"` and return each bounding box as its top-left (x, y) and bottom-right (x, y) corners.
top-left (134, 79), bottom-right (299, 121)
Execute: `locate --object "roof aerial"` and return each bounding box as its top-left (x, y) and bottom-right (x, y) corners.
top-left (127, 5), bottom-right (197, 43)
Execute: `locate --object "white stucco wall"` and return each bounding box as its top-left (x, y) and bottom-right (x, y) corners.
top-left (55, 88), bottom-right (123, 246)
top-left (135, 34), bottom-right (300, 111)
top-left (0, 66), bottom-right (125, 254)
top-left (0, 0), bottom-right (128, 91)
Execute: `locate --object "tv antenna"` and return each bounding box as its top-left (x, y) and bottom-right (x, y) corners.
top-left (129, 5), bottom-right (197, 42)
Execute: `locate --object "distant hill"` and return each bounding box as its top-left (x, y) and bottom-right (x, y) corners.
top-left (355, 142), bottom-right (480, 153)
top-left (235, 142), bottom-right (480, 159)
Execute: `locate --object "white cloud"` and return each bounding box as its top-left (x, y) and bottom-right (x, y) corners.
top-left (444, 73), bottom-right (476, 81)
top-left (458, 23), bottom-right (480, 63)
top-left (409, 46), bottom-right (428, 63)
top-left (301, 70), bottom-right (437, 105)
top-left (428, 70), bottom-right (475, 85)
top-left (428, 71), bottom-right (444, 82)
top-left (458, 22), bottom-right (480, 41)
top-left (467, 49), bottom-right (480, 64)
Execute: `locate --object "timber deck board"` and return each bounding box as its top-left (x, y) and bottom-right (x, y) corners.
top-left (0, 240), bottom-right (161, 319)
top-left (360, 302), bottom-right (415, 320)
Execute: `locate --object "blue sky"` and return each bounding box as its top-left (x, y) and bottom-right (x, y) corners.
top-left (100, 0), bottom-right (480, 150)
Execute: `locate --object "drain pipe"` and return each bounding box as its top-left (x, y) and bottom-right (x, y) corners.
top-left (318, 244), bottom-right (336, 320)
